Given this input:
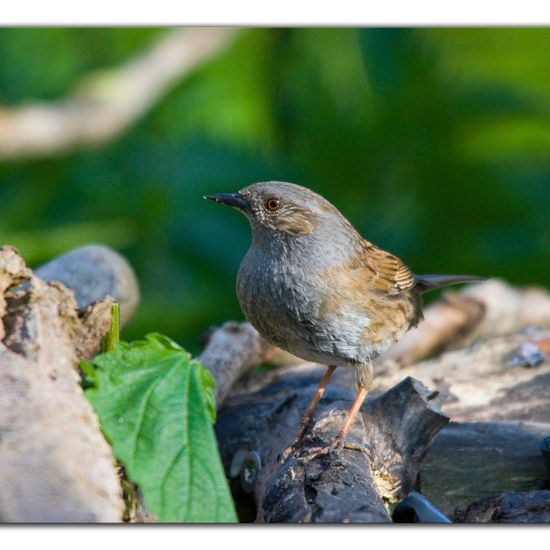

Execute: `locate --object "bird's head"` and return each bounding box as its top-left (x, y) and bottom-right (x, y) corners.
top-left (205, 181), bottom-right (365, 265)
top-left (205, 181), bottom-right (339, 238)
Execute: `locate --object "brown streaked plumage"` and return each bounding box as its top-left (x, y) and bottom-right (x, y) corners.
top-left (205, 181), bottom-right (484, 461)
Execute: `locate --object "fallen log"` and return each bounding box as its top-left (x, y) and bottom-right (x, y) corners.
top-left (0, 245), bottom-right (140, 522)
top-left (205, 291), bottom-right (550, 523)
top-left (215, 365), bottom-right (448, 523)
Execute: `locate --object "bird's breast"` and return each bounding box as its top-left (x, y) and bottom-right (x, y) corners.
top-left (236, 247), bottom-right (419, 366)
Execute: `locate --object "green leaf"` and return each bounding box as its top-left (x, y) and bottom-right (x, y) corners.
top-left (85, 333), bottom-right (237, 523)
top-left (102, 302), bottom-right (120, 353)
top-left (79, 358), bottom-right (99, 391)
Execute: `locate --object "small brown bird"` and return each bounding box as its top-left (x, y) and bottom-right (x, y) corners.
top-left (205, 182), bottom-right (482, 460)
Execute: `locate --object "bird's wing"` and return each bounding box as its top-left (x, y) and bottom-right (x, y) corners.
top-left (362, 243), bottom-right (416, 294)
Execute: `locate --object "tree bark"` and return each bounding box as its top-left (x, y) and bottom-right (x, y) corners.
top-left (0, 245), bottom-right (139, 522)
top-left (215, 365), bottom-right (448, 523)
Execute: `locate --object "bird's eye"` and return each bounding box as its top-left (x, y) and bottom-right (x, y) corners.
top-left (264, 198), bottom-right (282, 212)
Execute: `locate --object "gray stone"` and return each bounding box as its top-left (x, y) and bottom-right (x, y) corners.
top-left (36, 244), bottom-right (140, 326)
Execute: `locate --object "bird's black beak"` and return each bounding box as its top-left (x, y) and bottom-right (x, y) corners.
top-left (204, 193), bottom-right (251, 211)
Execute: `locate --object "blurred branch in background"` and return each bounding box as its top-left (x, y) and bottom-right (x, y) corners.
top-left (0, 27), bottom-right (240, 161)
top-left (2, 219), bottom-right (137, 265)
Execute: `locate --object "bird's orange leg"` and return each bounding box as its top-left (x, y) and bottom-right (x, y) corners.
top-left (298, 384), bottom-right (369, 461)
top-left (278, 365), bottom-right (337, 462)
top-left (333, 385), bottom-right (369, 444)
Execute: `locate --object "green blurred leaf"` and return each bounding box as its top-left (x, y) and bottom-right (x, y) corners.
top-left (359, 28), bottom-right (415, 98)
top-left (85, 333), bottom-right (236, 523)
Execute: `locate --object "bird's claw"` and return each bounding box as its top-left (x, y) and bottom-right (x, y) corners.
top-left (277, 444), bottom-right (299, 463)
top-left (296, 438), bottom-right (344, 464)
top-left (278, 439), bottom-right (340, 464)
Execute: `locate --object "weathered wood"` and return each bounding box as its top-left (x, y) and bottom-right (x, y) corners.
top-left (207, 307), bottom-right (550, 523)
top-left (199, 322), bottom-right (270, 408)
top-left (199, 321), bottom-right (304, 409)
top-left (419, 421), bottom-right (549, 518)
top-left (375, 328), bottom-right (550, 423)
top-left (454, 490), bottom-right (550, 523)
top-left (382, 279), bottom-right (550, 367)
top-left (215, 364), bottom-right (448, 523)
top-left (0, 246), bottom-right (140, 522)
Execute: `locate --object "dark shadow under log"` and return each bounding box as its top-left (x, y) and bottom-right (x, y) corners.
top-left (215, 364), bottom-right (449, 523)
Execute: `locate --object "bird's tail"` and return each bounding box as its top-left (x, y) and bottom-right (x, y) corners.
top-left (415, 274), bottom-right (486, 294)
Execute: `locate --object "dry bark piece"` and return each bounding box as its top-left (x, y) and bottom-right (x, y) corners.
top-left (0, 245), bottom-right (140, 522)
top-left (0, 246), bottom-right (31, 340)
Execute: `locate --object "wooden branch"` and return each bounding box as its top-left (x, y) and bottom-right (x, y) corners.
top-left (199, 322), bottom-right (268, 407)
top-left (202, 282), bottom-right (550, 523)
top-left (382, 279), bottom-right (550, 367)
top-left (215, 365), bottom-right (448, 523)
top-left (0, 28), bottom-right (240, 161)
top-left (0, 245), bottom-right (140, 522)
top-left (200, 321), bottom-right (304, 409)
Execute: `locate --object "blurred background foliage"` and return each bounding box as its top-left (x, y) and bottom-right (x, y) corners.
top-left (0, 28), bottom-right (549, 352)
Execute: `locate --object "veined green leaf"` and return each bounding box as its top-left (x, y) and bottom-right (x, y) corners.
top-left (85, 333), bottom-right (236, 523)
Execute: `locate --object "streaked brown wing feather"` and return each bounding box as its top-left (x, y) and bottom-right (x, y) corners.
top-left (362, 242), bottom-right (416, 293)
top-left (317, 241), bottom-right (421, 343)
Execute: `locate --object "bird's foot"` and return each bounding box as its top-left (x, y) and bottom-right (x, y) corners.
top-left (296, 437), bottom-right (344, 464)
top-left (278, 426), bottom-right (311, 463)
top-left (277, 444), bottom-right (300, 463)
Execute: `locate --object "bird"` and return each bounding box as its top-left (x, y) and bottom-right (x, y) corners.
top-left (205, 181), bottom-right (483, 461)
